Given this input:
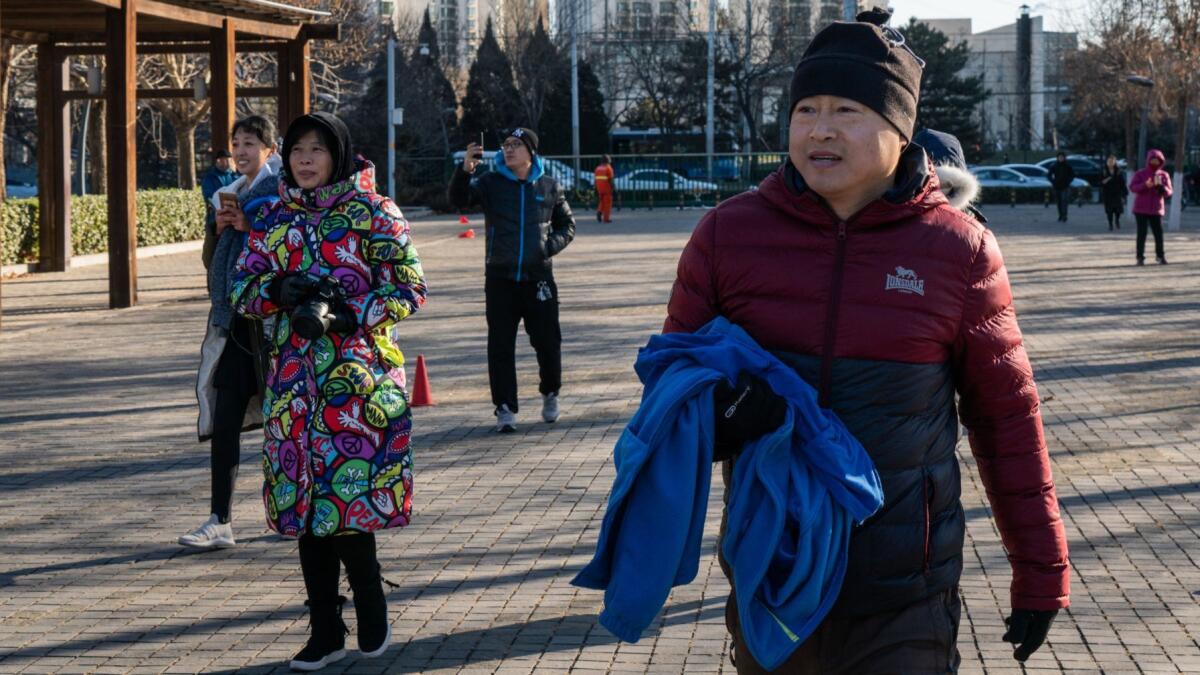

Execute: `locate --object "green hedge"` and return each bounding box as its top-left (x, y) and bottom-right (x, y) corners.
top-left (1, 189), bottom-right (205, 265)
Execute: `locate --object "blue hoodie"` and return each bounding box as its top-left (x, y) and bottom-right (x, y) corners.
top-left (571, 317), bottom-right (884, 670)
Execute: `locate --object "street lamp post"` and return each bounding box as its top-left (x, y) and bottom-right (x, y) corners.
top-left (1127, 74), bottom-right (1154, 170)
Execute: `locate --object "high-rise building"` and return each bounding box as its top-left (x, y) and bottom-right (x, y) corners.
top-left (394, 0), bottom-right (550, 69)
top-left (921, 13), bottom-right (1077, 151)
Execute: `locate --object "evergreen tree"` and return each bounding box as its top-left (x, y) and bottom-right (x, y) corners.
top-left (513, 18), bottom-right (559, 130)
top-left (903, 19), bottom-right (989, 158)
top-left (396, 8), bottom-right (458, 158)
top-left (460, 19), bottom-right (522, 143)
top-left (540, 58), bottom-right (610, 155)
top-left (343, 38), bottom-right (391, 171)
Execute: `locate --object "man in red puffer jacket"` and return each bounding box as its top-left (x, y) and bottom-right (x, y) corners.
top-left (665, 8), bottom-right (1070, 673)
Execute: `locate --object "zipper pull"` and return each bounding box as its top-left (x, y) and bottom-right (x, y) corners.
top-left (837, 221), bottom-right (847, 240)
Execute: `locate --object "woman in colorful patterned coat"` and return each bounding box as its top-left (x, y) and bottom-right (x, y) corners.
top-left (230, 112), bottom-right (426, 672)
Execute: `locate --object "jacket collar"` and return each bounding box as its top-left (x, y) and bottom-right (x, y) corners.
top-left (496, 154), bottom-right (545, 183)
top-left (280, 156), bottom-right (376, 211)
top-left (758, 144), bottom-right (946, 229)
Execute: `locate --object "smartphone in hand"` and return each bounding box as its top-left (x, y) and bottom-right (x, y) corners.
top-left (472, 132), bottom-right (485, 160)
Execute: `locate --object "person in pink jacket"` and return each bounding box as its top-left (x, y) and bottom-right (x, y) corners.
top-left (1129, 148), bottom-right (1172, 265)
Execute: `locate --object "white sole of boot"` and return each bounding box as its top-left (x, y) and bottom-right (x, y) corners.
top-left (360, 624), bottom-right (392, 658)
top-left (177, 536), bottom-right (235, 549)
top-left (289, 648), bottom-right (345, 671)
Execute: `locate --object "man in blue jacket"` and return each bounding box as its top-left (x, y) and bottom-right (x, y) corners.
top-left (448, 128), bottom-right (576, 432)
top-left (200, 149), bottom-right (236, 270)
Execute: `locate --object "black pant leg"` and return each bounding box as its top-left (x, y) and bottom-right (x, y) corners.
top-left (332, 532), bottom-right (379, 588)
top-left (1149, 215), bottom-right (1165, 259)
top-left (210, 370), bottom-right (253, 523)
top-left (1057, 189), bottom-right (1069, 219)
top-left (485, 277), bottom-right (523, 412)
top-left (1136, 214), bottom-right (1149, 260)
top-left (522, 279), bottom-right (563, 396)
top-left (298, 533), bottom-right (343, 604)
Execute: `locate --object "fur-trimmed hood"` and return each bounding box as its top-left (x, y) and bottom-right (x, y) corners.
top-left (932, 163), bottom-right (980, 210)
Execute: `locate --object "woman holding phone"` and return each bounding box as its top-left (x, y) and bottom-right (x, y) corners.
top-left (231, 112), bottom-right (426, 670)
top-left (183, 114), bottom-right (281, 550)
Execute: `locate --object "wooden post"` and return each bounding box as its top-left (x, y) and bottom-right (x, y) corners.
top-left (287, 33), bottom-right (311, 124)
top-left (210, 18), bottom-right (236, 155)
top-left (275, 44), bottom-right (290, 134)
top-left (35, 43), bottom-right (71, 272)
top-left (106, 0), bottom-right (138, 309)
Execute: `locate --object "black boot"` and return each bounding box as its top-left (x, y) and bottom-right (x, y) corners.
top-left (337, 534), bottom-right (391, 657)
top-left (290, 596), bottom-right (348, 672)
top-left (349, 562), bottom-right (390, 656)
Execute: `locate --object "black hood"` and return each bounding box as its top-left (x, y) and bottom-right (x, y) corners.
top-left (282, 111), bottom-right (356, 187)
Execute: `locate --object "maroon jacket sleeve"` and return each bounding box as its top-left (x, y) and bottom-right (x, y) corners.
top-left (953, 228), bottom-right (1070, 612)
top-left (663, 210), bottom-right (720, 334)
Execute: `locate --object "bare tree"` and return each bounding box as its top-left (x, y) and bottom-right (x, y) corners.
top-left (0, 41), bottom-right (36, 200)
top-left (138, 53), bottom-right (212, 189)
top-left (720, 0), bottom-right (792, 151)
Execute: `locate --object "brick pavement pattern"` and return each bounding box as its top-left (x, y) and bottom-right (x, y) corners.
top-left (1, 203), bottom-right (1199, 674)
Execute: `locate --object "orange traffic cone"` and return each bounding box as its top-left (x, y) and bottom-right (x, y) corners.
top-left (409, 354), bottom-right (435, 407)
top-left (459, 214), bottom-right (470, 225)
top-left (458, 228), bottom-right (475, 239)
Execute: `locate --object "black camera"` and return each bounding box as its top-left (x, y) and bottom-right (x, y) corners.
top-left (291, 275), bottom-right (345, 341)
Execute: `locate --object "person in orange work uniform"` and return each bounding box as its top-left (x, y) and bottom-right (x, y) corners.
top-left (594, 155), bottom-right (615, 223)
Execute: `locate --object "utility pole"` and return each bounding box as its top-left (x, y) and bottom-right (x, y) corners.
top-left (706, 0), bottom-right (715, 181)
top-left (386, 36), bottom-right (396, 200)
top-left (571, 0), bottom-right (581, 181)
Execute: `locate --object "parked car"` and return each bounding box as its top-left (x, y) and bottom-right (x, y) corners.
top-left (1035, 155), bottom-right (1104, 186)
top-left (1002, 163), bottom-right (1090, 189)
top-left (682, 157), bottom-right (741, 182)
top-left (5, 180), bottom-right (37, 199)
top-left (612, 169), bottom-right (718, 193)
top-left (450, 151), bottom-right (594, 191)
top-left (972, 166), bottom-right (1051, 189)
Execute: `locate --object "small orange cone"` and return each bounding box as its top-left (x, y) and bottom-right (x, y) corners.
top-left (459, 215), bottom-right (470, 225)
top-left (458, 228), bottom-right (475, 239)
top-left (409, 355), bottom-right (435, 406)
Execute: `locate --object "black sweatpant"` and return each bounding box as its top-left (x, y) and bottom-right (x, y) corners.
top-left (485, 276), bottom-right (562, 412)
top-left (1135, 213), bottom-right (1165, 261)
top-left (210, 319), bottom-right (257, 523)
top-left (298, 532), bottom-right (379, 604)
top-left (1056, 188), bottom-right (1071, 220)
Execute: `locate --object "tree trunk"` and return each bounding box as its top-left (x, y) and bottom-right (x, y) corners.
top-left (175, 123), bottom-right (197, 189)
top-left (1124, 105), bottom-right (1137, 170)
top-left (88, 100), bottom-right (107, 194)
top-left (1167, 92), bottom-right (1188, 231)
top-left (0, 39), bottom-right (13, 200)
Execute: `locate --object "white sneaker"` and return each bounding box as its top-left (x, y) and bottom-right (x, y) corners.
top-left (178, 514), bottom-right (235, 549)
top-left (495, 405), bottom-right (517, 433)
top-left (541, 393), bottom-right (560, 423)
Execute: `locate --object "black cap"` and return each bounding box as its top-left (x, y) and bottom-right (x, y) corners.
top-left (789, 7), bottom-right (924, 139)
top-left (912, 129), bottom-right (966, 171)
top-left (507, 127), bottom-right (539, 156)
top-left (213, 149), bottom-right (232, 159)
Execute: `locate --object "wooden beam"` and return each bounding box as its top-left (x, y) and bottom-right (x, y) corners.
top-left (210, 18), bottom-right (235, 157)
top-left (106, 0), bottom-right (138, 309)
top-left (54, 40), bottom-right (285, 56)
top-left (136, 0), bottom-right (301, 40)
top-left (303, 23), bottom-right (340, 41)
top-left (285, 34), bottom-right (310, 126)
top-left (63, 85), bottom-right (277, 101)
top-left (36, 43), bottom-right (72, 273)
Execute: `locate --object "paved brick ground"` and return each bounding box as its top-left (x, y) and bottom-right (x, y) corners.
top-left (2, 202), bottom-right (1199, 674)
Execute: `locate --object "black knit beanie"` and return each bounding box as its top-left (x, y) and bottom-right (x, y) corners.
top-left (507, 127), bottom-right (539, 156)
top-left (789, 7), bottom-right (924, 139)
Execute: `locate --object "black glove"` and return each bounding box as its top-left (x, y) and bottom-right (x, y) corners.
top-left (267, 273), bottom-right (316, 308)
top-left (1003, 608), bottom-right (1057, 662)
top-left (328, 304), bottom-right (358, 335)
top-left (712, 372), bottom-right (787, 457)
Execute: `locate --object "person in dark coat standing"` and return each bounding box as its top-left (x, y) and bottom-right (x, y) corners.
top-left (1100, 154), bottom-right (1127, 231)
top-left (200, 149), bottom-right (237, 269)
top-left (448, 128), bottom-right (576, 433)
top-left (665, 9), bottom-right (1069, 671)
top-left (1047, 152), bottom-right (1076, 222)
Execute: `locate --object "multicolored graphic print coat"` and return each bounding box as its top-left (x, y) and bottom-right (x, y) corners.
top-left (230, 159), bottom-right (427, 538)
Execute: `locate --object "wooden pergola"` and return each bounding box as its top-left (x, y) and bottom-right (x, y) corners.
top-left (1, 0), bottom-right (340, 308)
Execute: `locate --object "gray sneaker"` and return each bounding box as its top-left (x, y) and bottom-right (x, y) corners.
top-left (495, 405), bottom-right (517, 433)
top-left (542, 393), bottom-right (560, 423)
top-left (178, 514), bottom-right (235, 549)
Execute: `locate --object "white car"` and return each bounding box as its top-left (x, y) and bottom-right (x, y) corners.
top-left (1002, 164), bottom-right (1089, 189)
top-left (612, 169), bottom-right (718, 193)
